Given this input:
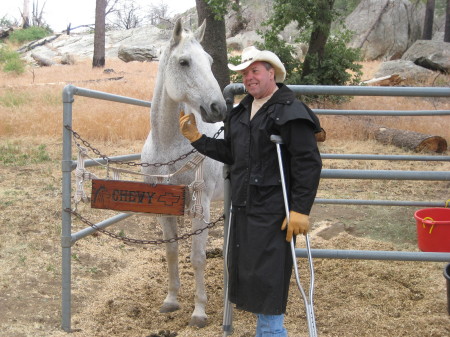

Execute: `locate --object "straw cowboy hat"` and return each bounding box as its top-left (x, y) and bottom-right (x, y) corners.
top-left (228, 46), bottom-right (286, 82)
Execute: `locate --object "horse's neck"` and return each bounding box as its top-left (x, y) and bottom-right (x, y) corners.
top-left (150, 85), bottom-right (184, 148)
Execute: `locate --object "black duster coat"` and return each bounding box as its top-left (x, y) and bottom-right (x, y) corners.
top-left (192, 84), bottom-right (322, 315)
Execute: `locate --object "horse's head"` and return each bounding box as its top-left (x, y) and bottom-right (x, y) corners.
top-left (163, 19), bottom-right (227, 123)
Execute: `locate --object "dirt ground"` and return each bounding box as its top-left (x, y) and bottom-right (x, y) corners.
top-left (0, 136), bottom-right (449, 337)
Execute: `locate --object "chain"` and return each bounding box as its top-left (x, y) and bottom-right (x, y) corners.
top-left (64, 124), bottom-right (224, 168)
top-left (64, 124), bottom-right (225, 244)
top-left (65, 208), bottom-right (225, 245)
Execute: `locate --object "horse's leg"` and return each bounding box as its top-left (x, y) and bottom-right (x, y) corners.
top-left (188, 210), bottom-right (210, 328)
top-left (159, 217), bottom-right (181, 313)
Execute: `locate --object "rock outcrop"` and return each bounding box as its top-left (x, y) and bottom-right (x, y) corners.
top-left (118, 46), bottom-right (159, 62)
top-left (402, 40), bottom-right (450, 73)
top-left (20, 25), bottom-right (169, 65)
top-left (374, 60), bottom-right (438, 85)
top-left (345, 0), bottom-right (423, 61)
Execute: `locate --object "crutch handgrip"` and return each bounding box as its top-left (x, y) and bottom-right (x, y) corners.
top-left (270, 134), bottom-right (283, 144)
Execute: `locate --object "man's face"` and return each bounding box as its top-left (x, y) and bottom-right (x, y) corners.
top-left (241, 61), bottom-right (276, 99)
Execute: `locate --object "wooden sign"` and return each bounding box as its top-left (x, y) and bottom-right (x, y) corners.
top-left (91, 179), bottom-right (186, 216)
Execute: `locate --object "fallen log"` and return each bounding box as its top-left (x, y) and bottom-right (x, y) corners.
top-left (31, 53), bottom-right (55, 67)
top-left (17, 34), bottom-right (60, 53)
top-left (372, 126), bottom-right (447, 153)
top-left (361, 74), bottom-right (402, 86)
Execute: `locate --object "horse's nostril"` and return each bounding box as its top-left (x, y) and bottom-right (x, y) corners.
top-left (210, 103), bottom-right (219, 114)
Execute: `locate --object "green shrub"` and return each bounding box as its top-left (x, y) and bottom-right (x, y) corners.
top-left (0, 46), bottom-right (17, 62)
top-left (8, 26), bottom-right (52, 44)
top-left (299, 30), bottom-right (362, 86)
top-left (0, 46), bottom-right (25, 74)
top-left (2, 56), bottom-right (25, 74)
top-left (228, 52), bottom-right (243, 83)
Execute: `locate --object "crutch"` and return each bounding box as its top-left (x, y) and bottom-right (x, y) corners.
top-left (222, 205), bottom-right (233, 336)
top-left (270, 135), bottom-right (318, 337)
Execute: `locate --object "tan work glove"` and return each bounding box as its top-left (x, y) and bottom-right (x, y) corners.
top-left (281, 211), bottom-right (310, 242)
top-left (179, 110), bottom-right (202, 142)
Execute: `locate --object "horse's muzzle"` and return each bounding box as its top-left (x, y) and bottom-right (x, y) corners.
top-left (200, 101), bottom-right (227, 123)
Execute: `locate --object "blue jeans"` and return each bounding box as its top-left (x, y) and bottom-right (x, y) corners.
top-left (255, 314), bottom-right (288, 336)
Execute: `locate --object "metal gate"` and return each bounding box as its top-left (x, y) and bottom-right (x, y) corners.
top-left (61, 83), bottom-right (450, 333)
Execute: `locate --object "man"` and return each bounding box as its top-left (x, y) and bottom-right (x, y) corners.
top-left (180, 46), bottom-right (322, 336)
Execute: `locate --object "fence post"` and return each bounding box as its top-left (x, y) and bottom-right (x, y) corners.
top-left (61, 85), bottom-right (75, 332)
top-left (221, 85), bottom-right (243, 336)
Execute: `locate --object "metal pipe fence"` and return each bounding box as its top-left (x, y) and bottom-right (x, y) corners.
top-left (61, 83), bottom-right (450, 332)
top-left (61, 85), bottom-right (151, 332)
top-left (223, 83), bottom-right (450, 206)
top-left (221, 83), bottom-right (450, 335)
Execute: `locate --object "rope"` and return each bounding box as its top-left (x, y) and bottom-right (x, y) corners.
top-left (186, 156), bottom-right (206, 220)
top-left (74, 146), bottom-right (98, 204)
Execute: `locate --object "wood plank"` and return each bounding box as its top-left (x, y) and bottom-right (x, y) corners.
top-left (91, 179), bottom-right (186, 215)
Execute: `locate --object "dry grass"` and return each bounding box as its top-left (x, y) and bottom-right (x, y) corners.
top-left (0, 59), bottom-right (157, 141)
top-left (1, 59), bottom-right (449, 143)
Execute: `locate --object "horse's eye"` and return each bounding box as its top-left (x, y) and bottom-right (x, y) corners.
top-left (179, 59), bottom-right (189, 66)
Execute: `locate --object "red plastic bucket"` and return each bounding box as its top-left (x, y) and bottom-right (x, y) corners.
top-left (414, 208), bottom-right (450, 252)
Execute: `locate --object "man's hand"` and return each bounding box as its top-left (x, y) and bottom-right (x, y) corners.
top-left (281, 211), bottom-right (309, 242)
top-left (179, 110), bottom-right (202, 142)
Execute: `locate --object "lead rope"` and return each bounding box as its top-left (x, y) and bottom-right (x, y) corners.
top-left (186, 155), bottom-right (206, 219)
top-left (74, 145), bottom-right (98, 205)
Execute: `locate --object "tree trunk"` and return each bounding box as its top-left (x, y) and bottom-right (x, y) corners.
top-left (22, 0), bottom-right (30, 28)
top-left (301, 0), bottom-right (335, 82)
top-left (372, 126), bottom-right (447, 153)
top-left (445, 0), bottom-right (450, 42)
top-left (93, 0), bottom-right (106, 68)
top-left (230, 0), bottom-right (248, 36)
top-left (422, 0), bottom-right (435, 40)
top-left (195, 0), bottom-right (230, 91)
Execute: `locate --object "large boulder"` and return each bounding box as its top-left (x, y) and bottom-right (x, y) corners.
top-left (374, 60), bottom-right (438, 85)
top-left (345, 0), bottom-right (423, 61)
top-left (402, 40), bottom-right (450, 73)
top-left (118, 45), bottom-right (159, 62)
top-left (226, 30), bottom-right (263, 51)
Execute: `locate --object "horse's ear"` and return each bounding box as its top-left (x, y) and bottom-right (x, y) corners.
top-left (195, 20), bottom-right (206, 43)
top-left (172, 18), bottom-right (183, 46)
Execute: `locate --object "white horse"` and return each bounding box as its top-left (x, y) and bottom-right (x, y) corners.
top-left (141, 19), bottom-right (227, 327)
